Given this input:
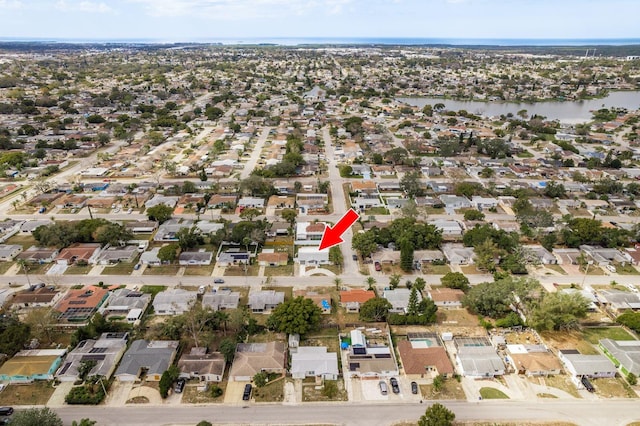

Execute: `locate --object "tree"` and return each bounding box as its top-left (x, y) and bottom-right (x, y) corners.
top-left (176, 226), bottom-right (204, 251)
top-left (147, 204), bottom-right (173, 224)
top-left (407, 287), bottom-right (420, 316)
top-left (413, 277), bottom-right (426, 292)
top-left (474, 239), bottom-right (503, 273)
top-left (544, 181), bottom-right (566, 199)
top-left (0, 316), bottom-right (31, 357)
top-left (93, 223), bottom-right (133, 247)
top-left (159, 365), bottom-right (180, 398)
top-left (528, 292), bottom-right (590, 331)
top-left (266, 297), bottom-right (322, 335)
top-left (328, 246), bottom-right (343, 267)
top-left (239, 208), bottom-right (261, 221)
top-left (399, 238), bottom-right (414, 272)
top-left (418, 403), bottom-right (455, 426)
top-left (10, 407), bottom-right (63, 426)
top-left (463, 276), bottom-right (540, 319)
top-left (366, 276), bottom-right (376, 291)
top-left (158, 243), bottom-right (179, 263)
top-left (440, 272), bottom-right (470, 292)
top-left (400, 170), bottom-right (425, 198)
top-left (253, 371), bottom-right (268, 387)
top-left (72, 420), bottom-right (97, 426)
top-left (401, 199), bottom-right (420, 219)
top-left (352, 231), bottom-right (378, 258)
top-left (463, 209), bottom-right (485, 221)
top-left (359, 298), bottom-right (392, 322)
top-left (219, 337), bottom-right (237, 364)
top-left (280, 208), bottom-right (297, 226)
top-left (389, 274), bottom-right (401, 289)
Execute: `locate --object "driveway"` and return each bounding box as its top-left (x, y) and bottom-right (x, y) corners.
top-left (47, 381), bottom-right (75, 407)
top-left (223, 380), bottom-right (247, 404)
top-left (104, 381), bottom-right (134, 406)
top-left (360, 379), bottom-right (387, 401)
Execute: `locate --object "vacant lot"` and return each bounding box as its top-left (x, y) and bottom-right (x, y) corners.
top-left (540, 331), bottom-right (599, 355)
top-left (302, 379), bottom-right (347, 402)
top-left (438, 309), bottom-right (480, 327)
top-left (0, 382), bottom-right (56, 405)
top-left (143, 265), bottom-right (180, 275)
top-left (101, 261), bottom-right (137, 275)
top-left (253, 377), bottom-right (285, 402)
top-left (183, 264), bottom-right (215, 276)
top-left (419, 379), bottom-right (466, 400)
top-left (582, 327), bottom-right (637, 344)
top-left (538, 375), bottom-right (580, 399)
top-left (591, 377), bottom-right (637, 398)
top-left (181, 382), bottom-right (226, 403)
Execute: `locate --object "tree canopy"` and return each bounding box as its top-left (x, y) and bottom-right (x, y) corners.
top-left (9, 407), bottom-right (63, 426)
top-left (463, 276), bottom-right (540, 319)
top-left (266, 297), bottom-right (322, 335)
top-left (418, 403), bottom-right (455, 426)
top-left (440, 272), bottom-right (470, 292)
top-left (359, 297), bottom-right (392, 322)
top-left (528, 292), bottom-right (590, 331)
top-left (146, 204), bottom-right (174, 224)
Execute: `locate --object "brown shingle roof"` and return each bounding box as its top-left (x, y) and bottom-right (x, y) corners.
top-left (397, 340), bottom-right (454, 376)
top-left (340, 289), bottom-right (375, 304)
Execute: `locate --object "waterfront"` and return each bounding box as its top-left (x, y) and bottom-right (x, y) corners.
top-left (398, 90), bottom-right (640, 123)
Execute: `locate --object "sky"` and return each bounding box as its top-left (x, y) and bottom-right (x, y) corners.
top-left (0, 0), bottom-right (638, 42)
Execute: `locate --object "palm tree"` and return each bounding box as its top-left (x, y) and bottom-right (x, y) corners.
top-left (17, 259), bottom-right (31, 286)
top-left (333, 277), bottom-right (342, 291)
top-left (366, 276), bottom-right (376, 291)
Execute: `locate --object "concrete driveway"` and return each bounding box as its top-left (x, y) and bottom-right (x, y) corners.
top-left (104, 381), bottom-right (134, 406)
top-left (47, 381), bottom-right (75, 407)
top-left (223, 381), bottom-right (248, 404)
top-left (360, 379), bottom-right (388, 401)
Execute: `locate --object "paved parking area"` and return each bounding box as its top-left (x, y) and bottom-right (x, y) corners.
top-left (223, 381), bottom-right (247, 404)
top-left (360, 379), bottom-right (387, 401)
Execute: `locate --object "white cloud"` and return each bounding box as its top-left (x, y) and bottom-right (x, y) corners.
top-left (0, 0), bottom-right (23, 9)
top-left (55, 0), bottom-right (113, 13)
top-left (127, 0), bottom-right (354, 19)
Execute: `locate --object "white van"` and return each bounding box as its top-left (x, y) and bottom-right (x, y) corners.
top-left (379, 380), bottom-right (388, 395)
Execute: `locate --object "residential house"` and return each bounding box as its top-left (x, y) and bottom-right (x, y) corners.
top-left (114, 340), bottom-right (179, 381)
top-left (0, 244), bottom-right (22, 262)
top-left (20, 220), bottom-right (54, 234)
top-left (442, 243), bottom-right (475, 265)
top-left (455, 337), bottom-right (505, 378)
top-left (54, 285), bottom-right (110, 321)
top-left (266, 222), bottom-right (290, 238)
top-left (506, 344), bottom-right (562, 377)
top-left (554, 248), bottom-right (582, 265)
top-left (383, 288), bottom-right (421, 314)
top-left (353, 195), bottom-right (384, 211)
top-left (413, 250), bottom-right (445, 268)
top-left (345, 329), bottom-right (398, 378)
top-left (11, 286), bottom-right (61, 308)
top-left (154, 219), bottom-right (193, 242)
top-left (202, 289), bottom-right (240, 311)
top-left (524, 245), bottom-right (557, 265)
top-left (144, 195), bottom-right (179, 209)
top-left (56, 333), bottom-right (128, 382)
top-left (290, 347), bottom-right (339, 380)
top-left (296, 246), bottom-right (329, 265)
top-left (439, 195), bottom-right (472, 210)
top-left (294, 290), bottom-right (331, 314)
top-left (152, 289), bottom-right (197, 315)
top-left (140, 247), bottom-right (161, 266)
top-left (208, 194), bottom-right (237, 209)
top-left (428, 288), bottom-right (464, 309)
top-left (580, 245), bottom-right (632, 267)
top-left (248, 290), bottom-right (284, 313)
top-left (125, 221), bottom-right (159, 234)
top-left (339, 289), bottom-right (375, 313)
top-left (372, 249), bottom-right (401, 266)
top-left (430, 220), bottom-right (463, 236)
top-left (397, 336), bottom-right (454, 379)
top-left (216, 245), bottom-right (252, 266)
top-left (257, 250), bottom-right (288, 267)
top-left (178, 347), bottom-right (226, 382)
top-left (597, 290), bottom-right (640, 312)
top-left (55, 243), bottom-right (102, 265)
top-left (178, 250), bottom-right (213, 266)
top-left (0, 349), bottom-right (67, 383)
top-left (267, 195), bottom-right (295, 209)
top-left (558, 349), bottom-right (617, 387)
top-left (100, 288), bottom-right (151, 322)
top-left (95, 245), bottom-right (138, 265)
top-left (238, 197), bottom-right (265, 209)
top-left (599, 339), bottom-right (640, 376)
top-left (471, 196), bottom-right (499, 210)
top-left (229, 342), bottom-right (286, 381)
top-left (194, 220), bottom-right (225, 235)
top-left (296, 193), bottom-right (328, 214)
top-left (561, 288), bottom-right (599, 311)
top-left (295, 222), bottom-right (326, 245)
top-left (15, 246), bottom-right (59, 264)
top-left (350, 180), bottom-right (378, 196)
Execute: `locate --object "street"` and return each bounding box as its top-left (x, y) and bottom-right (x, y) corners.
top-left (53, 399), bottom-right (640, 426)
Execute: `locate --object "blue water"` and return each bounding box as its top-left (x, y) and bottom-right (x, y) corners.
top-left (1, 37), bottom-right (640, 46)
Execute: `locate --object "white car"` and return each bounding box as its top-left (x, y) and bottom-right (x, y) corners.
top-left (127, 208), bottom-right (133, 214)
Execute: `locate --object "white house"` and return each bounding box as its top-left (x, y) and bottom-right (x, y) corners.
top-left (429, 220), bottom-right (463, 236)
top-left (295, 222), bottom-right (326, 245)
top-left (152, 289), bottom-right (197, 315)
top-left (290, 346), bottom-right (339, 380)
top-left (296, 246), bottom-right (330, 265)
top-left (0, 244), bottom-right (22, 261)
top-left (178, 250), bottom-right (213, 266)
top-left (558, 349), bottom-right (617, 387)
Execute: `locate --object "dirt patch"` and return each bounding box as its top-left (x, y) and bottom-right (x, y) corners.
top-left (539, 331), bottom-right (599, 355)
top-left (126, 396), bottom-right (149, 403)
top-left (438, 309), bottom-right (481, 328)
top-left (302, 379), bottom-right (348, 402)
top-left (181, 382), bottom-right (226, 403)
top-left (591, 377), bottom-right (637, 398)
top-left (419, 379), bottom-right (466, 400)
top-left (0, 382), bottom-right (55, 405)
top-left (537, 375), bottom-right (580, 399)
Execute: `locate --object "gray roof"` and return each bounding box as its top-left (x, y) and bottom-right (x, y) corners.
top-left (248, 290), bottom-right (284, 310)
top-left (153, 289), bottom-right (197, 314)
top-left (104, 288), bottom-right (151, 312)
top-left (290, 346), bottom-right (339, 377)
top-left (202, 290), bottom-right (240, 311)
top-left (599, 339), bottom-right (640, 375)
top-left (57, 333), bottom-right (128, 380)
top-left (457, 346), bottom-right (505, 376)
top-left (561, 352), bottom-right (616, 375)
top-left (0, 244), bottom-right (22, 258)
top-left (178, 251), bottom-right (213, 263)
top-left (20, 220), bottom-right (54, 233)
top-left (114, 339), bottom-right (179, 377)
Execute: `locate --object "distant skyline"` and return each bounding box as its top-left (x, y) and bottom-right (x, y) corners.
top-left (0, 0), bottom-right (639, 42)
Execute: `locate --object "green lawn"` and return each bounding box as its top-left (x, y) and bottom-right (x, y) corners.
top-left (479, 387), bottom-right (509, 399)
top-left (0, 262), bottom-right (14, 274)
top-left (5, 234), bottom-right (38, 250)
top-left (582, 327), bottom-right (637, 344)
top-left (264, 265), bottom-right (294, 276)
top-left (64, 264), bottom-right (92, 275)
top-left (102, 262), bottom-right (137, 275)
top-left (253, 377), bottom-right (285, 402)
top-left (143, 265), bottom-right (180, 275)
top-left (18, 263), bottom-right (50, 275)
top-left (616, 264), bottom-right (640, 275)
top-left (183, 264), bottom-right (216, 276)
top-left (140, 285), bottom-right (167, 298)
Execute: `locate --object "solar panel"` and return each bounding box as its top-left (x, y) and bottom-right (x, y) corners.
top-left (89, 347), bottom-right (107, 353)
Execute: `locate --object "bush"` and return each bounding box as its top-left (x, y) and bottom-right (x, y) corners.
top-left (627, 373), bottom-right (637, 386)
top-left (159, 365), bottom-right (180, 398)
top-left (210, 385), bottom-right (223, 397)
top-left (65, 380), bottom-right (105, 405)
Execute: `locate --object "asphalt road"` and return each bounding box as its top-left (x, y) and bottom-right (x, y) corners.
top-left (53, 399), bottom-right (640, 426)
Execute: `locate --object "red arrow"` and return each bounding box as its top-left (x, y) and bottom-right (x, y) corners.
top-left (318, 208), bottom-right (360, 251)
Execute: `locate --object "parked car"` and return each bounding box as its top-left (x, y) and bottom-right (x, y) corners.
top-left (174, 378), bottom-right (186, 394)
top-left (214, 278), bottom-right (225, 284)
top-left (242, 383), bottom-right (252, 401)
top-left (390, 377), bottom-right (400, 394)
top-left (0, 407), bottom-right (13, 416)
top-left (581, 376), bottom-right (595, 392)
top-left (133, 263), bottom-right (141, 270)
top-left (378, 380), bottom-right (388, 395)
top-left (352, 254), bottom-right (358, 261)
top-left (374, 261), bottom-right (382, 271)
top-left (411, 381), bottom-right (418, 394)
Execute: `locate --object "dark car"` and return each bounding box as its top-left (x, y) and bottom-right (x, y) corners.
top-left (374, 261), bottom-right (382, 271)
top-left (581, 376), bottom-right (595, 392)
top-left (390, 377), bottom-right (400, 394)
top-left (352, 254), bottom-right (358, 261)
top-left (214, 278), bottom-right (225, 284)
top-left (411, 381), bottom-right (418, 394)
top-left (242, 383), bottom-right (252, 401)
top-left (0, 407), bottom-right (13, 416)
top-left (174, 378), bottom-right (186, 394)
